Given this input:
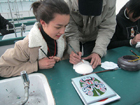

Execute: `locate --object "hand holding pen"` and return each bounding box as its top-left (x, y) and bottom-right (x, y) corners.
top-left (68, 44), bottom-right (83, 64)
top-left (38, 48), bottom-right (56, 69)
top-left (40, 48), bottom-right (61, 62)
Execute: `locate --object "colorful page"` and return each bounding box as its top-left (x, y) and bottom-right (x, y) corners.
top-left (72, 73), bottom-right (117, 104)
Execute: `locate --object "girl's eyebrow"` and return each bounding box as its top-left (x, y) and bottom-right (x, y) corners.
top-left (56, 24), bottom-right (63, 26)
top-left (56, 23), bottom-right (69, 27)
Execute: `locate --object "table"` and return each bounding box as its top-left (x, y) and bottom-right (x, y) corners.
top-left (37, 46), bottom-right (140, 105)
top-left (1, 46), bottom-right (140, 105)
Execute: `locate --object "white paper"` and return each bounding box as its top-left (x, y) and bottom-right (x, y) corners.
top-left (136, 42), bottom-right (140, 48)
top-left (101, 61), bottom-right (118, 70)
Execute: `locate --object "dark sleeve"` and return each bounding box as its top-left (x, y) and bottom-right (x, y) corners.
top-left (0, 15), bottom-right (14, 35)
top-left (107, 23), bottom-right (130, 49)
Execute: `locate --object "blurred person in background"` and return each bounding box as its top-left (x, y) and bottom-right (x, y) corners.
top-left (0, 14), bottom-right (14, 35)
top-left (108, 0), bottom-right (140, 49)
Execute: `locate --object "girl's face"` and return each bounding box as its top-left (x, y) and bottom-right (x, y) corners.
top-left (40, 14), bottom-right (70, 40)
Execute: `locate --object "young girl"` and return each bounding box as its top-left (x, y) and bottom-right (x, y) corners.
top-left (0, 0), bottom-right (70, 77)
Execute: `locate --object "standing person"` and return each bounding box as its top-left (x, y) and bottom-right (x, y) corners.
top-left (0, 14), bottom-right (14, 35)
top-left (64, 0), bottom-right (116, 69)
top-left (0, 0), bottom-right (70, 77)
top-left (108, 0), bottom-right (140, 49)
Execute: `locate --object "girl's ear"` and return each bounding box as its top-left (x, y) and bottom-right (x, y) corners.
top-left (40, 19), bottom-right (46, 26)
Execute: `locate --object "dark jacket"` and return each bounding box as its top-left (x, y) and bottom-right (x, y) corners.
top-left (0, 15), bottom-right (14, 35)
top-left (108, 3), bottom-right (140, 49)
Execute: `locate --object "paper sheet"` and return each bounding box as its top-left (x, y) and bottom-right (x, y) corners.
top-left (101, 61), bottom-right (119, 69)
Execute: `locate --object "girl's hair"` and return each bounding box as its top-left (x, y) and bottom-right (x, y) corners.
top-left (31, 0), bottom-right (70, 24)
top-left (126, 0), bottom-right (140, 18)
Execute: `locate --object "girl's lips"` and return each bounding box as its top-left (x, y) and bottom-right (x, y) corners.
top-left (56, 35), bottom-right (61, 38)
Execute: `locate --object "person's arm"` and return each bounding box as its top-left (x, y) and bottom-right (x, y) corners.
top-left (108, 38), bottom-right (130, 49)
top-left (92, 0), bottom-right (117, 57)
top-left (107, 24), bottom-right (130, 49)
top-left (0, 39), bottom-right (38, 77)
top-left (65, 16), bottom-right (82, 54)
top-left (64, 0), bottom-right (82, 54)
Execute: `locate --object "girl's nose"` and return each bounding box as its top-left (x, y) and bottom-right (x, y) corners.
top-left (59, 27), bottom-right (65, 34)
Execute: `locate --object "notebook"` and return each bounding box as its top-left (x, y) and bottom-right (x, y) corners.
top-left (71, 73), bottom-right (120, 105)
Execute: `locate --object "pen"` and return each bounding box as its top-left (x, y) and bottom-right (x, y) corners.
top-left (85, 67), bottom-right (118, 75)
top-left (68, 43), bottom-right (84, 63)
top-left (68, 44), bottom-right (77, 54)
top-left (130, 50), bottom-right (139, 57)
top-left (40, 48), bottom-right (50, 59)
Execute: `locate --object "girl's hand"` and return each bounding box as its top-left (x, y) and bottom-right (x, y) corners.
top-left (53, 56), bottom-right (61, 62)
top-left (38, 57), bottom-right (56, 69)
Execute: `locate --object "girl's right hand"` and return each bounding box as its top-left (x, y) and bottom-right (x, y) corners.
top-left (38, 57), bottom-right (56, 69)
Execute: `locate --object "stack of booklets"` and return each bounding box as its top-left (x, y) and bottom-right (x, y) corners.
top-left (71, 73), bottom-right (120, 105)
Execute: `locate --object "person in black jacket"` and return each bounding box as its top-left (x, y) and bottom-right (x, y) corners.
top-left (0, 14), bottom-right (14, 35)
top-left (108, 0), bottom-right (140, 49)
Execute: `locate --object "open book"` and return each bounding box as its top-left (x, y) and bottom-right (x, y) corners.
top-left (71, 73), bottom-right (120, 105)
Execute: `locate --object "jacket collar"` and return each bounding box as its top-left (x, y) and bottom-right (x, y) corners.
top-left (28, 22), bottom-right (65, 59)
top-left (28, 22), bottom-right (44, 48)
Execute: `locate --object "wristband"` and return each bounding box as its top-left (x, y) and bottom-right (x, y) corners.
top-left (129, 39), bottom-right (132, 46)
